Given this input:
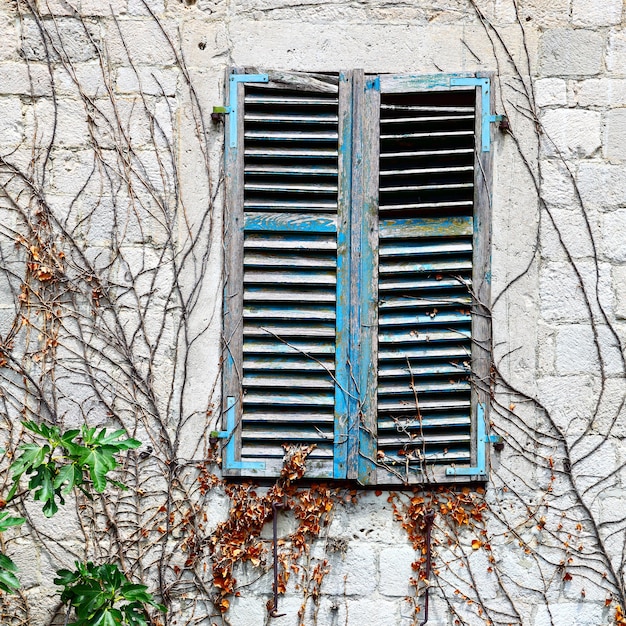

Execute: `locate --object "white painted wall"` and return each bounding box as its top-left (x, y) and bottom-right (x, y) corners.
top-left (1, 1), bottom-right (625, 624)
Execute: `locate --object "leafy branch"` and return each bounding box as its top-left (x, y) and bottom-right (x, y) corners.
top-left (55, 561), bottom-right (166, 626)
top-left (8, 421), bottom-right (141, 517)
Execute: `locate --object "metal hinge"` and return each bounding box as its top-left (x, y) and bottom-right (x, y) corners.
top-left (450, 77), bottom-right (494, 152)
top-left (216, 396), bottom-right (266, 472)
top-left (215, 73), bottom-right (269, 149)
top-left (445, 403), bottom-right (501, 478)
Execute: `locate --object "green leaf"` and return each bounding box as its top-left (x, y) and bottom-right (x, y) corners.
top-left (0, 567), bottom-right (20, 593)
top-left (0, 512), bottom-right (25, 532)
top-left (54, 463), bottom-right (82, 494)
top-left (0, 554), bottom-right (18, 573)
top-left (0, 553), bottom-right (20, 593)
top-left (10, 443), bottom-right (49, 477)
top-left (56, 562), bottom-right (164, 625)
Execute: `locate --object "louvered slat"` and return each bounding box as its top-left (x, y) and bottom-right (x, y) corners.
top-left (240, 85), bottom-right (341, 475)
top-left (377, 88), bottom-right (476, 470)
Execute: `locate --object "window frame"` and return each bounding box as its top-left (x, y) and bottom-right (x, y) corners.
top-left (221, 68), bottom-right (493, 485)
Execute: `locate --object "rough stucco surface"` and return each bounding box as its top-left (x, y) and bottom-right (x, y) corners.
top-left (1, 0), bottom-right (626, 625)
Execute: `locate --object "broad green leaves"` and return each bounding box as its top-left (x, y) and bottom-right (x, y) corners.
top-left (9, 421), bottom-right (141, 517)
top-left (55, 562), bottom-right (166, 626)
top-left (0, 424), bottom-right (162, 613)
top-left (0, 513), bottom-right (24, 593)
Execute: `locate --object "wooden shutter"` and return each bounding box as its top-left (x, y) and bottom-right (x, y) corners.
top-left (362, 76), bottom-right (492, 484)
top-left (222, 72), bottom-right (351, 478)
top-left (223, 71), bottom-right (492, 483)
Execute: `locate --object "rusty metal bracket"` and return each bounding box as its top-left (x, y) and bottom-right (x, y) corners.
top-left (419, 509), bottom-right (436, 626)
top-left (269, 501), bottom-right (286, 618)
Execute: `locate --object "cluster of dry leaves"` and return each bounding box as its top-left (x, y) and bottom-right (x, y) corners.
top-left (208, 445), bottom-right (352, 613)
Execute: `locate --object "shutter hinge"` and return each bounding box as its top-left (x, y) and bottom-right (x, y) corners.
top-left (216, 396), bottom-right (266, 472)
top-left (216, 73), bottom-right (269, 149)
top-left (449, 76), bottom-right (494, 152)
top-left (445, 403), bottom-right (500, 478)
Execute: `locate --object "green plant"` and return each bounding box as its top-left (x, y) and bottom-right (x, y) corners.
top-left (55, 561), bottom-right (166, 626)
top-left (0, 512), bottom-right (25, 593)
top-left (8, 421), bottom-right (141, 517)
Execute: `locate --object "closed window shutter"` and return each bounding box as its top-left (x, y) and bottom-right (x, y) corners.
top-left (223, 74), bottom-right (350, 478)
top-left (223, 71), bottom-right (492, 483)
top-left (372, 85), bottom-right (483, 483)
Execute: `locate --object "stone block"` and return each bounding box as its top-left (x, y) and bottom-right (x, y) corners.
top-left (81, 0), bottom-right (127, 15)
top-left (181, 18), bottom-right (232, 67)
top-left (0, 97), bottom-right (23, 147)
top-left (568, 78), bottom-right (626, 108)
top-left (116, 66), bottom-right (179, 96)
top-left (106, 19), bottom-right (179, 65)
top-left (572, 0), bottom-right (622, 26)
top-left (604, 108), bottom-right (626, 160)
top-left (128, 0), bottom-right (166, 14)
top-left (535, 78), bottom-right (567, 107)
top-left (555, 325), bottom-right (598, 375)
top-left (0, 62), bottom-right (50, 96)
top-left (607, 29), bottom-right (626, 75)
top-left (28, 97), bottom-right (89, 148)
top-left (540, 108), bottom-right (601, 159)
top-left (20, 16), bottom-right (100, 63)
top-left (601, 210), bottom-right (626, 261)
top-left (540, 262), bottom-right (589, 322)
top-left (53, 62), bottom-right (108, 98)
top-left (345, 596), bottom-right (400, 626)
top-left (379, 546), bottom-right (415, 597)
top-left (321, 542), bottom-right (377, 596)
top-left (537, 323), bottom-right (556, 373)
top-left (540, 29), bottom-right (603, 76)
top-left (540, 206), bottom-right (601, 261)
top-left (0, 12), bottom-right (17, 61)
top-left (536, 375), bottom-right (597, 436)
top-left (534, 601), bottom-right (605, 626)
top-left (227, 595), bottom-right (267, 626)
top-left (539, 160), bottom-right (577, 210)
top-left (578, 163), bottom-right (626, 211)
top-left (613, 265), bottom-right (626, 319)
top-left (514, 0), bottom-right (570, 27)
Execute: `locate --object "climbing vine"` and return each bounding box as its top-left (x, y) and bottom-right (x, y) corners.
top-left (0, 0), bottom-right (623, 625)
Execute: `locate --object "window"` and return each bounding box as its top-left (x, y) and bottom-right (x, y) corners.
top-left (221, 70), bottom-right (492, 485)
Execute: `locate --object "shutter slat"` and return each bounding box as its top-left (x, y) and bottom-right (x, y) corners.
top-left (245, 113), bottom-right (339, 123)
top-left (245, 130), bottom-right (339, 141)
top-left (379, 259), bottom-right (472, 273)
top-left (245, 147), bottom-right (338, 158)
top-left (381, 115), bottom-right (474, 124)
top-left (243, 341), bottom-right (335, 355)
top-left (245, 182), bottom-right (338, 193)
top-left (244, 356), bottom-right (334, 371)
top-left (246, 165), bottom-right (339, 176)
top-left (381, 165), bottom-right (473, 176)
top-left (379, 344), bottom-right (469, 360)
top-left (244, 200), bottom-right (338, 212)
top-left (245, 287), bottom-right (335, 302)
top-left (246, 95), bottom-right (339, 105)
top-left (379, 311), bottom-right (471, 326)
top-left (381, 130), bottom-right (474, 140)
top-left (378, 362), bottom-right (468, 378)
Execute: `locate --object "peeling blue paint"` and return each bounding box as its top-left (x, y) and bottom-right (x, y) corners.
top-left (445, 403), bottom-right (499, 477)
top-left (229, 73), bottom-right (269, 148)
top-left (217, 396), bottom-right (266, 472)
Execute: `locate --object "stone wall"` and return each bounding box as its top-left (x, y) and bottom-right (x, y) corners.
top-left (0, 1), bottom-right (625, 625)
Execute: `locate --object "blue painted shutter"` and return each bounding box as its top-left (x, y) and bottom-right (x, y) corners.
top-left (223, 75), bottom-right (350, 478)
top-left (223, 72), bottom-right (490, 483)
top-left (373, 86), bottom-right (478, 482)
